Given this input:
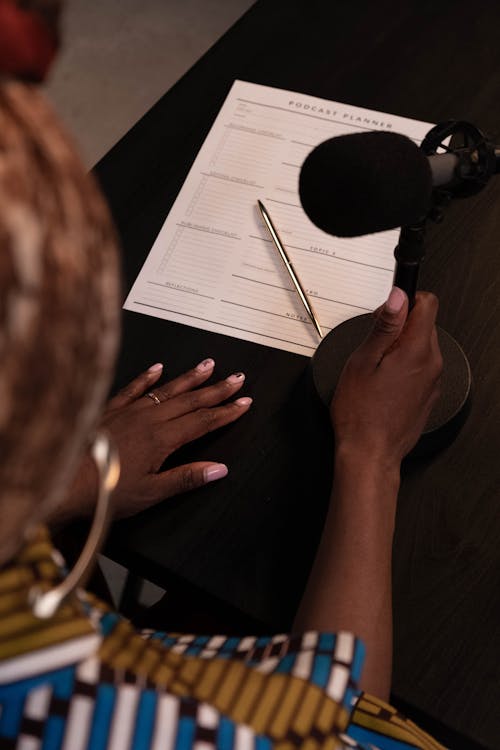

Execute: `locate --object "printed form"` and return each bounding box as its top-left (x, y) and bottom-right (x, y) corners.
top-left (124, 81), bottom-right (432, 356)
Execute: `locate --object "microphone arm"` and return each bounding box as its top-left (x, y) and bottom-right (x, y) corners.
top-left (393, 223), bottom-right (426, 309)
top-left (393, 119), bottom-right (499, 308)
top-left (421, 120), bottom-right (499, 196)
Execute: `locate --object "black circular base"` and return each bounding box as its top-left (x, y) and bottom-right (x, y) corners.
top-left (311, 315), bottom-right (472, 456)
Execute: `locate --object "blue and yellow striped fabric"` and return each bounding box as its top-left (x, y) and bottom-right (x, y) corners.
top-left (0, 529), bottom-right (446, 750)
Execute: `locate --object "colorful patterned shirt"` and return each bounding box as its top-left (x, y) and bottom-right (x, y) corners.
top-left (0, 528), bottom-right (445, 750)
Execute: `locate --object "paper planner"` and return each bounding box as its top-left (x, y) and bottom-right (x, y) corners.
top-left (124, 81), bottom-right (432, 356)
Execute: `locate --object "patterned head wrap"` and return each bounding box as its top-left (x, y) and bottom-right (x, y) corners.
top-left (0, 1), bottom-right (121, 550)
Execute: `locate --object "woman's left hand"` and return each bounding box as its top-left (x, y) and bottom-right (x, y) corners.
top-left (55, 359), bottom-right (252, 522)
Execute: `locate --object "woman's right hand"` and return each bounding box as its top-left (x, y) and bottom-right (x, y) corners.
top-left (298, 287), bottom-right (442, 700)
top-left (331, 287), bottom-right (443, 470)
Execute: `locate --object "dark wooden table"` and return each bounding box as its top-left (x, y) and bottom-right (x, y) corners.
top-left (95, 2), bottom-right (500, 747)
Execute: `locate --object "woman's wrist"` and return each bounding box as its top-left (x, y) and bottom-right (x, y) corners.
top-left (332, 443), bottom-right (401, 529)
top-left (334, 442), bottom-right (401, 486)
top-left (47, 454), bottom-right (97, 527)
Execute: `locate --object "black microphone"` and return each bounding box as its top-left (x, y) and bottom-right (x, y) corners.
top-left (299, 126), bottom-right (496, 454)
top-left (299, 130), bottom-right (498, 237)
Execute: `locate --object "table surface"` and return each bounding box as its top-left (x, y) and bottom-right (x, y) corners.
top-left (95, 2), bottom-right (500, 747)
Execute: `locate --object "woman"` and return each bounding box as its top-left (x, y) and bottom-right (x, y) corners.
top-left (0, 2), bottom-right (444, 748)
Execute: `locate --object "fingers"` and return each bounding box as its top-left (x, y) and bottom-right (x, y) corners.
top-left (107, 363), bottom-right (164, 409)
top-left (429, 325), bottom-right (444, 382)
top-left (359, 287), bottom-right (409, 364)
top-left (163, 396), bottom-right (253, 452)
top-left (403, 292), bottom-right (439, 349)
top-left (153, 358), bottom-right (216, 401)
top-left (156, 371), bottom-right (247, 420)
top-left (149, 461), bottom-right (229, 500)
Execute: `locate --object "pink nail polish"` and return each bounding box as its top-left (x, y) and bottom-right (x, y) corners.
top-left (385, 286), bottom-right (406, 313)
top-left (234, 397), bottom-right (253, 407)
top-left (226, 372), bottom-right (245, 384)
top-left (203, 464), bottom-right (228, 483)
top-left (196, 358), bottom-right (215, 372)
top-left (148, 363), bottom-right (163, 373)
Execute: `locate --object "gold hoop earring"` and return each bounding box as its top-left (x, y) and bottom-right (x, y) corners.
top-left (29, 431), bottom-right (120, 619)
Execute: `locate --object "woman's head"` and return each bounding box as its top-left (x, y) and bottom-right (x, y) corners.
top-left (0, 80), bottom-right (121, 562)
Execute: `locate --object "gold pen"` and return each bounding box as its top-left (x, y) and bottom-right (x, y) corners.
top-left (257, 199), bottom-right (323, 339)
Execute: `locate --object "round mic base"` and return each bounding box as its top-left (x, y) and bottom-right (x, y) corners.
top-left (310, 315), bottom-right (472, 457)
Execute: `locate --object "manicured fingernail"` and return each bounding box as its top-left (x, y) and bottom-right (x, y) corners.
top-left (196, 358), bottom-right (215, 372)
top-left (385, 286), bottom-right (406, 313)
top-left (203, 463), bottom-right (228, 483)
top-left (234, 396), bottom-right (252, 407)
top-left (148, 363), bottom-right (163, 373)
top-left (226, 372), bottom-right (245, 384)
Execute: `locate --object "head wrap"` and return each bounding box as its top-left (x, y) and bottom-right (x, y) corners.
top-left (0, 0), bottom-right (121, 550)
top-left (0, 0), bottom-right (61, 81)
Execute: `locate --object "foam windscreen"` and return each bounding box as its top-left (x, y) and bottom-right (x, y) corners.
top-left (299, 131), bottom-right (433, 236)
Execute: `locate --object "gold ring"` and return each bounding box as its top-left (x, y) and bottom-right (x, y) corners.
top-left (146, 391), bottom-right (161, 405)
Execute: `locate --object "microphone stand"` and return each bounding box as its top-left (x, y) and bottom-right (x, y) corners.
top-left (309, 120), bottom-right (498, 456)
top-left (311, 223), bottom-right (472, 455)
top-left (393, 223), bottom-right (426, 309)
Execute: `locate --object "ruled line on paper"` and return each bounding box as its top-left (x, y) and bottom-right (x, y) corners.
top-left (133, 302), bottom-right (316, 352)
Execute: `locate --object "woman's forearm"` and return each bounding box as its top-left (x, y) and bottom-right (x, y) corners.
top-left (294, 448), bottom-right (400, 700)
top-left (295, 291), bottom-right (442, 700)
